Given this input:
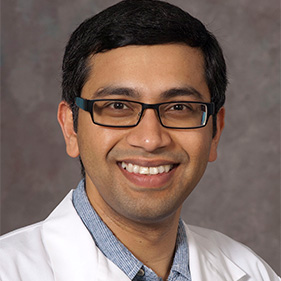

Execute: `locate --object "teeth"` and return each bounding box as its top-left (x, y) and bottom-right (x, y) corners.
top-left (164, 165), bottom-right (170, 173)
top-left (121, 162), bottom-right (173, 175)
top-left (127, 163), bottom-right (134, 173)
top-left (133, 165), bottom-right (140, 173)
top-left (139, 167), bottom-right (149, 174)
top-left (158, 166), bottom-right (165, 173)
top-left (149, 167), bottom-right (158, 175)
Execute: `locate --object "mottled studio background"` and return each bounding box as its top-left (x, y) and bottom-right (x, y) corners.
top-left (1, 0), bottom-right (280, 274)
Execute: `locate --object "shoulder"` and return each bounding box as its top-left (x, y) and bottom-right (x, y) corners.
top-left (0, 220), bottom-right (55, 280)
top-left (0, 191), bottom-right (75, 281)
top-left (185, 224), bottom-right (280, 281)
top-left (186, 224), bottom-right (262, 259)
top-left (1, 221), bottom-right (45, 249)
top-left (186, 224), bottom-right (248, 251)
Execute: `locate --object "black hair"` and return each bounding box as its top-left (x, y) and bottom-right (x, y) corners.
top-left (62, 0), bottom-right (227, 175)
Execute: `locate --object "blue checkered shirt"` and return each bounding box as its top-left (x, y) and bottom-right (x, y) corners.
top-left (73, 179), bottom-right (191, 281)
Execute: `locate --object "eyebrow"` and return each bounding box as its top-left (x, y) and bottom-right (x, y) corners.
top-left (160, 87), bottom-right (204, 100)
top-left (93, 87), bottom-right (140, 99)
top-left (91, 86), bottom-right (204, 100)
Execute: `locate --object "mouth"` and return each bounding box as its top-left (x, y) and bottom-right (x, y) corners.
top-left (117, 160), bottom-right (178, 188)
top-left (120, 161), bottom-right (175, 175)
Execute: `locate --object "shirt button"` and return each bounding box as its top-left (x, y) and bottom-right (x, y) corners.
top-left (137, 268), bottom-right (145, 277)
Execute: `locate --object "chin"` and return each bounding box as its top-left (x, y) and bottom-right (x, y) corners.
top-left (117, 199), bottom-right (181, 225)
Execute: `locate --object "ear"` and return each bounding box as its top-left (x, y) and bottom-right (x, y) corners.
top-left (57, 101), bottom-right (80, 158)
top-left (208, 107), bottom-right (225, 162)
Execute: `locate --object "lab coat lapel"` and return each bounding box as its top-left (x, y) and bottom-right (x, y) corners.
top-left (42, 191), bottom-right (130, 281)
top-left (185, 224), bottom-right (246, 281)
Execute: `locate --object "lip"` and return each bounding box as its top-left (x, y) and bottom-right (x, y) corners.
top-left (117, 159), bottom-right (178, 189)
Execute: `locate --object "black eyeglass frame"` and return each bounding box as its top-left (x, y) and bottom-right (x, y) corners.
top-left (75, 97), bottom-right (215, 129)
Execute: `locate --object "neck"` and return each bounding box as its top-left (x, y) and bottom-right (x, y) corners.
top-left (110, 212), bottom-right (180, 279)
top-left (87, 186), bottom-right (181, 279)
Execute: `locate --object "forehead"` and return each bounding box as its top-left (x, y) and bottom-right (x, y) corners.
top-left (82, 44), bottom-right (210, 101)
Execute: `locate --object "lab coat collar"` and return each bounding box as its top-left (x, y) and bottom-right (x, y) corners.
top-left (42, 191), bottom-right (130, 281)
top-left (185, 224), bottom-right (246, 281)
top-left (41, 190), bottom-right (246, 281)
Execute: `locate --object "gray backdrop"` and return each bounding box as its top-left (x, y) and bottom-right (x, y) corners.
top-left (1, 0), bottom-right (280, 274)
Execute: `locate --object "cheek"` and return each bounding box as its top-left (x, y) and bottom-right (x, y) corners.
top-left (77, 121), bottom-right (125, 169)
top-left (192, 136), bottom-right (212, 159)
top-left (175, 129), bottom-right (213, 176)
top-left (176, 128), bottom-right (212, 156)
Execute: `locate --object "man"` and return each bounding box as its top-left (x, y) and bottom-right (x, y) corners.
top-left (0, 0), bottom-right (279, 280)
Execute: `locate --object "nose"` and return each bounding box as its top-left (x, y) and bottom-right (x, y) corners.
top-left (126, 108), bottom-right (172, 152)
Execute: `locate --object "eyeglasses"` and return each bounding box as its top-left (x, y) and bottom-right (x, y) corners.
top-left (75, 97), bottom-right (215, 129)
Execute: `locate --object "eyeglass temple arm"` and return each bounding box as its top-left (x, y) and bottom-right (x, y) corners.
top-left (75, 97), bottom-right (92, 112)
top-left (208, 102), bottom-right (215, 115)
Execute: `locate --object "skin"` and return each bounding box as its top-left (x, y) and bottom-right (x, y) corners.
top-left (58, 44), bottom-right (225, 279)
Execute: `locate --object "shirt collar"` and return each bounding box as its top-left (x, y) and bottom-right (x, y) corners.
top-left (172, 219), bottom-right (191, 279)
top-left (73, 179), bottom-right (191, 280)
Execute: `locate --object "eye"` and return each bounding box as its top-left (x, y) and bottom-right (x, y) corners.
top-left (109, 102), bottom-right (128, 110)
top-left (169, 103), bottom-right (192, 111)
top-left (171, 104), bottom-right (185, 110)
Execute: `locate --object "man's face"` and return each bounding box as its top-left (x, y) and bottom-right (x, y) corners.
top-left (62, 44), bottom-right (224, 224)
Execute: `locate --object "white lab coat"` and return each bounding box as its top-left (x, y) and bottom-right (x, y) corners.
top-left (0, 191), bottom-right (279, 281)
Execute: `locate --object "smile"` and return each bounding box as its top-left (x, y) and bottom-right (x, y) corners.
top-left (121, 161), bottom-right (174, 175)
